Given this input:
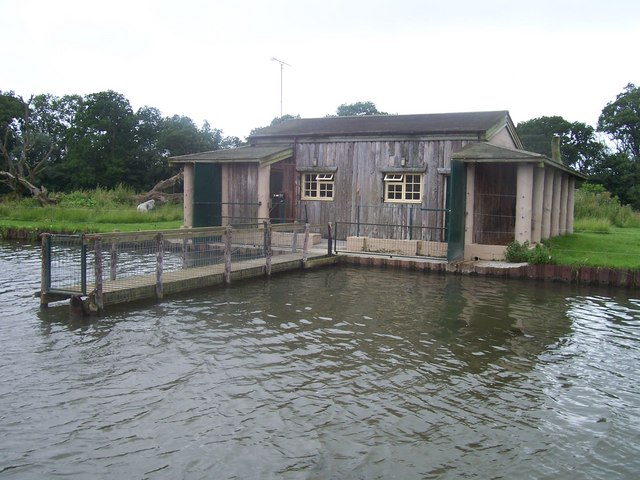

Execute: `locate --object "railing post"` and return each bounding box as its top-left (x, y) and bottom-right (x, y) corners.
top-left (81, 235), bottom-right (87, 295)
top-left (94, 236), bottom-right (104, 312)
top-left (409, 205), bottom-right (413, 240)
top-left (182, 237), bottom-right (189, 269)
top-left (40, 233), bottom-right (51, 308)
top-left (303, 223), bottom-right (310, 264)
top-left (357, 205), bottom-right (361, 237)
top-left (155, 233), bottom-right (164, 300)
top-left (264, 220), bottom-right (272, 276)
top-left (327, 222), bottom-right (333, 256)
top-left (110, 240), bottom-right (118, 281)
top-left (292, 228), bottom-right (298, 253)
top-left (224, 226), bottom-right (232, 284)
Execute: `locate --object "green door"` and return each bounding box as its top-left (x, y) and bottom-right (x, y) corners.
top-left (193, 163), bottom-right (222, 227)
top-left (447, 160), bottom-right (466, 262)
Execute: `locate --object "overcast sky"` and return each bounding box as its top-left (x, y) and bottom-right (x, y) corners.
top-left (2, 0), bottom-right (639, 139)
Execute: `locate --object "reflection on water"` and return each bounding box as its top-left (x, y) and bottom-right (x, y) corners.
top-left (1, 241), bottom-right (639, 479)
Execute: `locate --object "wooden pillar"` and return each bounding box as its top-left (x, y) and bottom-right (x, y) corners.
top-left (155, 233), bottom-right (164, 300)
top-left (224, 227), bottom-right (232, 284)
top-left (551, 170), bottom-right (562, 237)
top-left (532, 165), bottom-right (545, 244)
top-left (258, 164), bottom-right (271, 223)
top-left (183, 163), bottom-right (194, 228)
top-left (465, 163), bottom-right (475, 244)
top-left (567, 177), bottom-right (576, 233)
top-left (560, 174), bottom-right (569, 235)
top-left (515, 164), bottom-right (534, 244)
top-left (542, 169), bottom-right (554, 240)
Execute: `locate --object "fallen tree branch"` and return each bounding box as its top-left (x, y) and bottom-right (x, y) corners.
top-left (0, 170), bottom-right (56, 206)
top-left (136, 170), bottom-right (184, 203)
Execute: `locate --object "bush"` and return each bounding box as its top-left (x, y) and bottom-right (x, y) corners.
top-left (575, 183), bottom-right (640, 228)
top-left (505, 240), bottom-right (531, 263)
top-left (505, 240), bottom-right (553, 265)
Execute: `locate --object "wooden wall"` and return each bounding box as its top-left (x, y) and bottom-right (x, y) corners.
top-left (294, 139), bottom-right (468, 240)
top-left (223, 163), bottom-right (259, 223)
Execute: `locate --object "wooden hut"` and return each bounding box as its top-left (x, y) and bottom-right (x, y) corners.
top-left (169, 111), bottom-right (583, 262)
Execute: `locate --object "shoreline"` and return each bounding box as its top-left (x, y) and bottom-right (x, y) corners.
top-left (4, 226), bottom-right (638, 290)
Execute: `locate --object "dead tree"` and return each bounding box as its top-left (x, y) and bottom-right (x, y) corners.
top-left (136, 170), bottom-right (184, 204)
top-left (0, 95), bottom-right (55, 205)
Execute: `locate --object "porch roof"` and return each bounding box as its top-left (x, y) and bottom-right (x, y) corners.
top-left (451, 142), bottom-right (586, 179)
top-left (168, 145), bottom-right (293, 166)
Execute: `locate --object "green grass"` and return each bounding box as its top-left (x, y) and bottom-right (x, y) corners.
top-left (0, 188), bottom-right (184, 236)
top-left (573, 217), bottom-right (612, 233)
top-left (546, 227), bottom-right (640, 270)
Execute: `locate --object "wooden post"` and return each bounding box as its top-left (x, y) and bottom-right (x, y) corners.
top-left (110, 241), bottom-right (118, 281)
top-left (94, 237), bottom-right (104, 312)
top-left (264, 220), bottom-right (272, 276)
top-left (155, 233), bottom-right (164, 300)
top-left (182, 237), bottom-right (188, 269)
top-left (224, 226), bottom-right (232, 284)
top-left (40, 233), bottom-right (51, 308)
top-left (292, 229), bottom-right (298, 253)
top-left (303, 223), bottom-right (310, 264)
top-left (327, 222), bottom-right (333, 256)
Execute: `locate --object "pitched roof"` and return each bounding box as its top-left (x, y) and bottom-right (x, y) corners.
top-left (250, 110), bottom-right (513, 140)
top-left (169, 145), bottom-right (292, 165)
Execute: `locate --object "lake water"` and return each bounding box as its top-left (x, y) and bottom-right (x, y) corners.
top-left (1, 240), bottom-right (639, 479)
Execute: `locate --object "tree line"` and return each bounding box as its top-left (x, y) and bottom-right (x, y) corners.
top-left (0, 90), bottom-right (241, 199)
top-left (2, 86), bottom-right (640, 209)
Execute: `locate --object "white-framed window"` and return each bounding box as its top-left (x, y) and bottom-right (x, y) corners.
top-left (384, 173), bottom-right (422, 203)
top-left (302, 173), bottom-right (335, 200)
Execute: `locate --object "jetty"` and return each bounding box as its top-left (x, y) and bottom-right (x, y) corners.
top-left (38, 223), bottom-right (338, 311)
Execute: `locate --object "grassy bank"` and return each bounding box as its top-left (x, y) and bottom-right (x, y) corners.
top-left (0, 187), bottom-right (183, 240)
top-left (546, 228), bottom-right (640, 270)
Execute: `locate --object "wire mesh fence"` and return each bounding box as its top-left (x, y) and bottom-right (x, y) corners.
top-left (42, 222), bottom-right (331, 308)
top-left (42, 234), bottom-right (87, 295)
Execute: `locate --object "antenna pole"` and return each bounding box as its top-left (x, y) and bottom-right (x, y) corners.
top-left (271, 57), bottom-right (291, 118)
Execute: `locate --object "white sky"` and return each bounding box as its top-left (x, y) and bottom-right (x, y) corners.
top-left (1, 0), bottom-right (639, 139)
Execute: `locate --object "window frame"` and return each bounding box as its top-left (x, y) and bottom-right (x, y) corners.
top-left (383, 173), bottom-right (423, 204)
top-left (301, 172), bottom-right (335, 201)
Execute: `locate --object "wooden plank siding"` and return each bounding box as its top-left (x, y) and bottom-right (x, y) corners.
top-left (295, 139), bottom-right (469, 240)
top-left (223, 163), bottom-right (260, 223)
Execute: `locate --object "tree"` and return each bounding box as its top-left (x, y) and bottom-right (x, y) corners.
top-left (249, 114), bottom-right (300, 136)
top-left (30, 94), bottom-right (82, 192)
top-left (65, 90), bottom-right (138, 190)
top-left (0, 92), bottom-right (57, 204)
top-left (517, 116), bottom-right (606, 173)
top-left (598, 83), bottom-right (640, 160)
top-left (335, 101), bottom-right (387, 116)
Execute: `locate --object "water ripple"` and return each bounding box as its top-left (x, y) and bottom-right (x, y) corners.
top-left (2, 242), bottom-right (640, 478)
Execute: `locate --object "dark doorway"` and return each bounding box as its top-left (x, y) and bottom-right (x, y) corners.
top-left (269, 158), bottom-right (297, 222)
top-left (447, 160), bottom-right (466, 262)
top-left (193, 163), bottom-right (222, 227)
